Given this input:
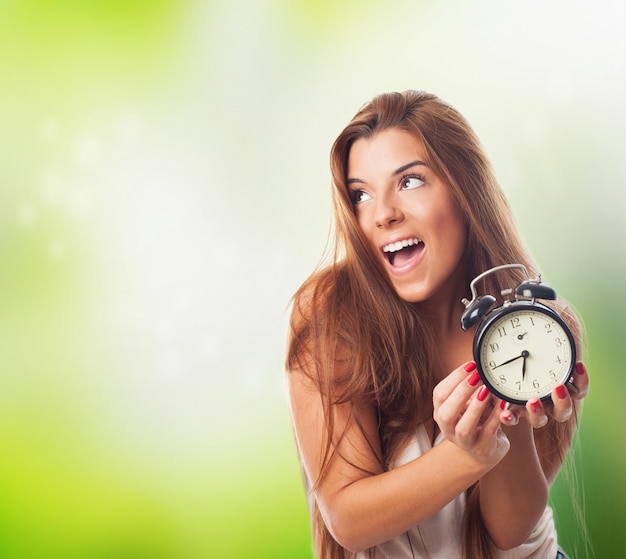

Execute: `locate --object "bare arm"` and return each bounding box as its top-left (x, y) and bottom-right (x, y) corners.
top-left (479, 365), bottom-right (589, 549)
top-left (288, 362), bottom-right (508, 553)
top-left (478, 309), bottom-right (589, 550)
top-left (477, 421), bottom-right (549, 550)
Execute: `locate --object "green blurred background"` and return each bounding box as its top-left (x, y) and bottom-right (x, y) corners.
top-left (1, 0), bottom-right (624, 557)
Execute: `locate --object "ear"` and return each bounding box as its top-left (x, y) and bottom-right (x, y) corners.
top-left (461, 295), bottom-right (496, 330)
top-left (515, 281), bottom-right (557, 300)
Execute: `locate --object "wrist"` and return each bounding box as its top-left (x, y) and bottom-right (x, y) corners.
top-left (440, 438), bottom-right (504, 475)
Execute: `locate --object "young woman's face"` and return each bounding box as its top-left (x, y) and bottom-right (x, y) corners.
top-left (347, 127), bottom-right (467, 304)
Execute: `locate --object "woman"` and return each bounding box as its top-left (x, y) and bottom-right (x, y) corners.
top-left (286, 90), bottom-right (588, 559)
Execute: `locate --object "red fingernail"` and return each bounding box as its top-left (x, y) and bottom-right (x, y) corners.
top-left (556, 384), bottom-right (567, 399)
top-left (503, 412), bottom-right (515, 422)
top-left (468, 372), bottom-right (480, 386)
top-left (477, 386), bottom-right (490, 401)
top-left (576, 362), bottom-right (586, 376)
top-left (500, 400), bottom-right (507, 410)
top-left (530, 399), bottom-right (542, 413)
top-left (464, 361), bottom-right (477, 373)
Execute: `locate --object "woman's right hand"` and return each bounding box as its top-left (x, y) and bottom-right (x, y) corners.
top-left (433, 361), bottom-right (510, 467)
top-left (289, 358), bottom-right (512, 552)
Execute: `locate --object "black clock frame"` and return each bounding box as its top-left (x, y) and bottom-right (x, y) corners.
top-left (472, 300), bottom-right (577, 405)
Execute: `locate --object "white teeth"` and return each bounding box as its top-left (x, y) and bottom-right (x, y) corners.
top-left (383, 238), bottom-right (421, 253)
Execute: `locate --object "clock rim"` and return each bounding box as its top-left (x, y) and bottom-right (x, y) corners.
top-left (472, 300), bottom-right (577, 405)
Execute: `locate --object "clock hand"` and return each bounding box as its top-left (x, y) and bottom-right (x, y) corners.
top-left (493, 352), bottom-right (525, 369)
top-left (521, 350), bottom-right (529, 380)
top-left (517, 331), bottom-right (528, 340)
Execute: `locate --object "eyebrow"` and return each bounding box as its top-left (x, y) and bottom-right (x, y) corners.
top-left (347, 159), bottom-right (427, 185)
top-left (394, 160), bottom-right (427, 175)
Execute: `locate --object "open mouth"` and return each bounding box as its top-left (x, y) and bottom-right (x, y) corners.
top-left (382, 237), bottom-right (424, 267)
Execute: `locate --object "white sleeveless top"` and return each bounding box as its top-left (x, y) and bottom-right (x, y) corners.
top-left (357, 425), bottom-right (559, 559)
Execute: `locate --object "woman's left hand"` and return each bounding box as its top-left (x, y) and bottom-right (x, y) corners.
top-left (500, 361), bottom-right (589, 428)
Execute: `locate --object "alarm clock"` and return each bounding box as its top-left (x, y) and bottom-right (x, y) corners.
top-left (461, 264), bottom-right (576, 405)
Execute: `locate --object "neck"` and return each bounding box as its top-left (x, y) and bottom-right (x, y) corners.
top-left (419, 280), bottom-right (475, 382)
top-left (418, 266), bottom-right (469, 338)
top-left (419, 294), bottom-right (464, 337)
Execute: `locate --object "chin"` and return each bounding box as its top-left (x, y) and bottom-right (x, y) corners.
top-left (392, 285), bottom-right (430, 304)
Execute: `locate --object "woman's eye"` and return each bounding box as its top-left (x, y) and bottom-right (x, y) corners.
top-left (400, 176), bottom-right (424, 190)
top-left (351, 189), bottom-right (371, 204)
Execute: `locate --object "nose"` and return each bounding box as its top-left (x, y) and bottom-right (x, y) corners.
top-left (375, 196), bottom-right (404, 228)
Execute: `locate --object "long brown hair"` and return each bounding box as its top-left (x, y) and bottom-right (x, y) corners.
top-left (287, 90), bottom-right (581, 559)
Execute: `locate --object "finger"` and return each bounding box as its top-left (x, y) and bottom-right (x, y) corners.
top-left (550, 385), bottom-right (573, 422)
top-left (526, 398), bottom-right (550, 428)
top-left (453, 385), bottom-right (493, 442)
top-left (483, 405), bottom-right (511, 456)
top-left (433, 361), bottom-right (478, 405)
top-left (501, 414), bottom-right (521, 426)
top-left (498, 399), bottom-right (526, 426)
top-left (434, 368), bottom-right (484, 433)
top-left (446, 369), bottom-right (484, 415)
top-left (568, 361), bottom-right (589, 400)
top-left (479, 396), bottom-right (505, 438)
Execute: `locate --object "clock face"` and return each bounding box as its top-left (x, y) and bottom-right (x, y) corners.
top-left (474, 302), bottom-right (576, 404)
